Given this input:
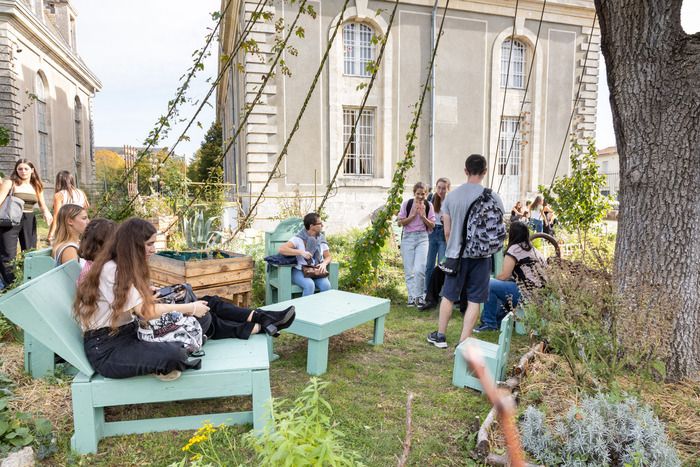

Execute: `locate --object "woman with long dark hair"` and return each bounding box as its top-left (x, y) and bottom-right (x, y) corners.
top-left (0, 159), bottom-right (52, 285)
top-left (528, 196), bottom-right (545, 233)
top-left (74, 218), bottom-right (294, 380)
top-left (473, 222), bottom-right (546, 333)
top-left (424, 177), bottom-right (450, 296)
top-left (48, 170), bottom-right (89, 243)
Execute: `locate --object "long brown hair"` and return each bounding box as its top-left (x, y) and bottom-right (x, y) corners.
top-left (52, 204), bottom-right (85, 247)
top-left (74, 218), bottom-right (156, 330)
top-left (432, 177), bottom-right (451, 216)
top-left (78, 218), bottom-right (117, 261)
top-left (10, 159), bottom-right (44, 193)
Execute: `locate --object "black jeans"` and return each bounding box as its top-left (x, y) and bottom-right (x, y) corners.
top-left (0, 212), bottom-right (36, 284)
top-left (84, 321), bottom-right (201, 379)
top-left (200, 295), bottom-right (256, 340)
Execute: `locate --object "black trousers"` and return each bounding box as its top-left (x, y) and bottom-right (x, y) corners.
top-left (425, 266), bottom-right (467, 313)
top-left (0, 212), bottom-right (36, 284)
top-left (84, 321), bottom-right (201, 379)
top-left (200, 295), bottom-right (256, 340)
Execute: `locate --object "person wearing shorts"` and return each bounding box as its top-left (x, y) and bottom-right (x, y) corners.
top-left (427, 154), bottom-right (504, 348)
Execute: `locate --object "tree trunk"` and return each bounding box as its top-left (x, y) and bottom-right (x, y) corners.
top-left (595, 0), bottom-right (700, 381)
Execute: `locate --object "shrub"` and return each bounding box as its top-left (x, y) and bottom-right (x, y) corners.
top-left (245, 378), bottom-right (364, 466)
top-left (520, 394), bottom-right (681, 466)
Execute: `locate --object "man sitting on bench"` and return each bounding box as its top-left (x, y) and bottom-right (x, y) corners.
top-left (278, 212), bottom-right (332, 297)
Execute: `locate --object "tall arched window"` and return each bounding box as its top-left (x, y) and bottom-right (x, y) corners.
top-left (343, 22), bottom-right (374, 77)
top-left (74, 97), bottom-right (83, 183)
top-left (35, 73), bottom-right (50, 179)
top-left (500, 39), bottom-right (526, 89)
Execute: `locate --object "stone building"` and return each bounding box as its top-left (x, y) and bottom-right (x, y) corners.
top-left (217, 0), bottom-right (599, 232)
top-left (0, 0), bottom-right (101, 192)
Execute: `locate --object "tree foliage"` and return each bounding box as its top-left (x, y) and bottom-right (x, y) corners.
top-left (539, 140), bottom-right (612, 256)
top-left (187, 122), bottom-right (223, 183)
top-left (95, 149), bottom-right (126, 187)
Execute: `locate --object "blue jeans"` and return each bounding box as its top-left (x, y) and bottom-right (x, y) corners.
top-left (530, 218), bottom-right (543, 233)
top-left (424, 225), bottom-right (446, 294)
top-left (481, 279), bottom-right (521, 328)
top-left (291, 267), bottom-right (331, 296)
top-left (400, 231), bottom-right (429, 300)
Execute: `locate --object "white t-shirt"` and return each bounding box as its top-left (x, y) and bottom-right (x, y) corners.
top-left (530, 207), bottom-right (543, 221)
top-left (81, 260), bottom-right (141, 331)
top-left (59, 189), bottom-right (88, 208)
top-left (289, 236), bottom-right (329, 270)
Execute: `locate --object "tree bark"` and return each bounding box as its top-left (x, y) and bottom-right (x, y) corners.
top-left (595, 0), bottom-right (700, 380)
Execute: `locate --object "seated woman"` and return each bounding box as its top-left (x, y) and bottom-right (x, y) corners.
top-left (77, 218), bottom-right (117, 282)
top-left (51, 204), bottom-right (89, 266)
top-left (474, 222), bottom-right (546, 333)
top-left (278, 212), bottom-right (332, 296)
top-left (74, 218), bottom-right (295, 380)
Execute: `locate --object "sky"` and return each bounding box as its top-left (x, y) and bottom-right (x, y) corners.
top-left (71, 1), bottom-right (700, 158)
top-left (71, 0), bottom-right (219, 159)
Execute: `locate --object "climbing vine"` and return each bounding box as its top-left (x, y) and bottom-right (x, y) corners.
top-left (347, 0), bottom-right (451, 287)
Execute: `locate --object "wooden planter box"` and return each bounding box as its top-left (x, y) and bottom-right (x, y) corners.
top-left (149, 250), bottom-right (254, 308)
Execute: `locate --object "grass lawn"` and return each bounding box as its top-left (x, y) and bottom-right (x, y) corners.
top-left (1, 301), bottom-right (532, 466)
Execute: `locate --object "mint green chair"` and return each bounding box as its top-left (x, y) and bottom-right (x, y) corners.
top-left (22, 247), bottom-right (57, 378)
top-left (264, 218), bottom-right (338, 305)
top-left (453, 312), bottom-right (514, 392)
top-left (0, 261), bottom-right (272, 454)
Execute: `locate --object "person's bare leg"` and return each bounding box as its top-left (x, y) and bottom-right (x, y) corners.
top-left (438, 296), bottom-right (454, 334)
top-left (250, 323), bottom-right (261, 334)
top-left (459, 301), bottom-right (481, 343)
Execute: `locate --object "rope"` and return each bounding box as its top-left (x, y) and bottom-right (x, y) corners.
top-left (95, 0), bottom-right (235, 215)
top-left (489, 0), bottom-right (521, 189)
top-left (496, 0), bottom-right (547, 193)
top-left (548, 11), bottom-right (598, 187)
top-left (317, 0), bottom-right (399, 212)
top-left (113, 0), bottom-right (271, 218)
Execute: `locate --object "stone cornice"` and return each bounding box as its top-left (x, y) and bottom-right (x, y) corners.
top-left (0, 0), bottom-right (101, 92)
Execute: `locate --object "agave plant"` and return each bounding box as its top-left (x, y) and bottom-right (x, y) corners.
top-left (182, 209), bottom-right (223, 250)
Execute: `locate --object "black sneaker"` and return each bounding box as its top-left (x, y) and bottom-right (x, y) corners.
top-left (473, 324), bottom-right (498, 334)
top-left (427, 331), bottom-right (447, 348)
top-left (418, 300), bottom-right (436, 311)
top-left (414, 296), bottom-right (426, 308)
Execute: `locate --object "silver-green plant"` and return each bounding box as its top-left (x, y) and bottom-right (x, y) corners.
top-left (182, 209), bottom-right (223, 250)
top-left (520, 394), bottom-right (680, 466)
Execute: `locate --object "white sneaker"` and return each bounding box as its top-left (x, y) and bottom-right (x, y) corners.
top-left (407, 297), bottom-right (415, 307)
top-left (153, 370), bottom-right (182, 382)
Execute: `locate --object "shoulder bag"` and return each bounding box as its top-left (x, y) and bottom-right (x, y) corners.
top-left (300, 240), bottom-right (329, 279)
top-left (0, 186), bottom-right (25, 228)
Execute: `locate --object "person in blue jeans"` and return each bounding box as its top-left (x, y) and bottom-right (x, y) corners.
top-left (278, 212), bottom-right (332, 296)
top-left (528, 195), bottom-right (545, 233)
top-left (474, 222), bottom-right (546, 332)
top-left (424, 177), bottom-right (450, 296)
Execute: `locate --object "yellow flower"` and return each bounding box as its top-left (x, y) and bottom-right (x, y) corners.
top-left (190, 453), bottom-right (203, 461)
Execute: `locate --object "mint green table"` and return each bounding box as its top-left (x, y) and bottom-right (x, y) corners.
top-left (263, 290), bottom-right (390, 375)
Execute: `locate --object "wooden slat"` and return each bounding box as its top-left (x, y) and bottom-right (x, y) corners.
top-left (150, 268), bottom-right (253, 288)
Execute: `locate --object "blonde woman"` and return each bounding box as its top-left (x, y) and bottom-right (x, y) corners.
top-left (51, 204), bottom-right (89, 266)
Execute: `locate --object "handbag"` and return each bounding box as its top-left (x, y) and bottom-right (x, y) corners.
top-left (0, 186), bottom-right (25, 228)
top-left (137, 311), bottom-right (204, 353)
top-left (301, 262), bottom-right (329, 279)
top-left (155, 283), bottom-right (197, 304)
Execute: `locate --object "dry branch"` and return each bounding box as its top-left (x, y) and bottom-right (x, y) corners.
top-left (397, 392), bottom-right (414, 467)
top-left (514, 342), bottom-right (545, 375)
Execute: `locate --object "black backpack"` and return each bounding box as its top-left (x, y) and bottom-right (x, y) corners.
top-left (463, 188), bottom-right (506, 258)
top-left (405, 198), bottom-right (431, 218)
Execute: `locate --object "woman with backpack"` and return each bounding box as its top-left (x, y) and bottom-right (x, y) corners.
top-left (473, 222), bottom-right (546, 332)
top-left (397, 182), bottom-right (435, 308)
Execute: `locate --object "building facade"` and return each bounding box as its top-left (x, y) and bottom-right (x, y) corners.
top-left (597, 145), bottom-right (618, 197)
top-left (0, 0), bottom-right (101, 193)
top-left (217, 0), bottom-right (599, 233)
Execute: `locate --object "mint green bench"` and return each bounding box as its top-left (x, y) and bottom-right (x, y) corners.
top-left (264, 218), bottom-right (339, 305)
top-left (22, 247), bottom-right (57, 378)
top-left (264, 290), bottom-right (390, 375)
top-left (453, 312), bottom-right (514, 392)
top-left (0, 261), bottom-right (272, 454)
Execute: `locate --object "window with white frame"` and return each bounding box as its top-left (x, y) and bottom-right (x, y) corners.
top-left (343, 23), bottom-right (374, 77)
top-left (500, 39), bottom-right (526, 89)
top-left (343, 108), bottom-right (375, 176)
top-left (35, 74), bottom-right (50, 179)
top-left (498, 117), bottom-right (521, 176)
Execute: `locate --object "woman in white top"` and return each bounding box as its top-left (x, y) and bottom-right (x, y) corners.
top-left (528, 195), bottom-right (545, 233)
top-left (74, 218), bottom-right (294, 379)
top-left (48, 171), bottom-right (89, 244)
top-left (51, 204), bottom-right (89, 266)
